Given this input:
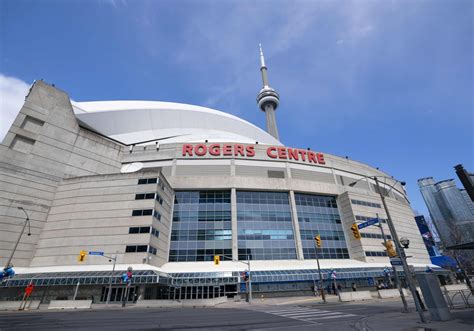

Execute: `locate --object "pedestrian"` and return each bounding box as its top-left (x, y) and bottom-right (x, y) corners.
top-left (351, 282), bottom-right (357, 292)
top-left (332, 283), bottom-right (336, 295)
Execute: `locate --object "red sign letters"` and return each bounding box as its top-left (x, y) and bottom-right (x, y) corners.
top-left (182, 144), bottom-right (325, 165)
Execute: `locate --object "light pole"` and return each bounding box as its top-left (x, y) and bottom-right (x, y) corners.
top-left (313, 236), bottom-right (326, 303)
top-left (105, 253), bottom-right (117, 305)
top-left (350, 176), bottom-right (427, 323)
top-left (376, 213), bottom-right (408, 312)
top-left (4, 207), bottom-right (31, 269)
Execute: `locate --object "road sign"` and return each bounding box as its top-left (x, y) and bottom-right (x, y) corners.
top-left (88, 251), bottom-right (104, 256)
top-left (390, 258), bottom-right (403, 266)
top-left (357, 218), bottom-right (379, 229)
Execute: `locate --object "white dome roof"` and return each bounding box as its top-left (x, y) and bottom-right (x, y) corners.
top-left (72, 101), bottom-right (281, 146)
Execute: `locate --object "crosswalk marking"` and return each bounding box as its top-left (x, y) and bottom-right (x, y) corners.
top-left (261, 306), bottom-right (358, 325)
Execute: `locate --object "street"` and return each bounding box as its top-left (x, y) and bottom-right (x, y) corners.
top-left (0, 300), bottom-right (473, 331)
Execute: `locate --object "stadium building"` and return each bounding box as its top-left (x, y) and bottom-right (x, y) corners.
top-left (0, 48), bottom-right (433, 303)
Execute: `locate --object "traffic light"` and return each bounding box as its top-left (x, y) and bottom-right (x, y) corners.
top-left (314, 235), bottom-right (322, 248)
top-left (214, 255), bottom-right (220, 265)
top-left (78, 250), bottom-right (87, 262)
top-left (382, 240), bottom-right (398, 257)
top-left (351, 223), bottom-right (361, 239)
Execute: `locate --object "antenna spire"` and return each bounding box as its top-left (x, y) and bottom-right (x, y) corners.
top-left (259, 43), bottom-right (266, 68)
top-left (256, 44), bottom-right (280, 140)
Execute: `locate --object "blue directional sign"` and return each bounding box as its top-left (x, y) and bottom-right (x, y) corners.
top-left (357, 218), bottom-right (379, 229)
top-left (88, 251), bottom-right (104, 256)
top-left (390, 258), bottom-right (403, 266)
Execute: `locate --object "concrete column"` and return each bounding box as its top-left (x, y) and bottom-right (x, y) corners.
top-left (289, 190), bottom-right (304, 260)
top-left (231, 188), bottom-right (238, 261)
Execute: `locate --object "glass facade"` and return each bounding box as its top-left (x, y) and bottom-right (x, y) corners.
top-left (295, 193), bottom-right (349, 259)
top-left (237, 191), bottom-right (297, 260)
top-left (169, 191), bottom-right (232, 262)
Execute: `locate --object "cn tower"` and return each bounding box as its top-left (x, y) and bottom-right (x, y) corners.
top-left (256, 44), bottom-right (280, 140)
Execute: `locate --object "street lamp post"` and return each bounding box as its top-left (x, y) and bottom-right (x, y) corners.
top-left (313, 241), bottom-right (326, 303)
top-left (373, 177), bottom-right (427, 323)
top-left (105, 253), bottom-right (117, 305)
top-left (376, 213), bottom-right (408, 312)
top-left (4, 207), bottom-right (31, 269)
top-left (349, 177), bottom-right (426, 323)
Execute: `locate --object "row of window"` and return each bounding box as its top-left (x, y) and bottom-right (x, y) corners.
top-left (138, 178), bottom-right (157, 185)
top-left (236, 191), bottom-right (290, 205)
top-left (131, 209), bottom-right (161, 221)
top-left (135, 192), bottom-right (164, 204)
top-left (295, 194), bottom-right (338, 208)
top-left (169, 249), bottom-right (233, 262)
top-left (128, 226), bottom-right (160, 237)
top-left (300, 230), bottom-right (345, 241)
top-left (171, 229), bottom-right (232, 241)
top-left (175, 191), bottom-right (231, 204)
top-left (365, 251), bottom-right (388, 257)
top-left (302, 247), bottom-right (350, 259)
top-left (237, 248), bottom-right (297, 260)
top-left (360, 232), bottom-right (392, 240)
top-left (125, 245), bottom-right (158, 255)
top-left (351, 199), bottom-right (382, 209)
top-left (173, 212), bottom-right (231, 222)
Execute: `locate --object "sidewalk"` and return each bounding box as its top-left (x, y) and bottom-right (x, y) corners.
top-left (356, 307), bottom-right (474, 331)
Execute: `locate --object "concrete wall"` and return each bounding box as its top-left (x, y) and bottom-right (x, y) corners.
top-left (30, 170), bottom-right (173, 267)
top-left (0, 81), bottom-right (123, 267)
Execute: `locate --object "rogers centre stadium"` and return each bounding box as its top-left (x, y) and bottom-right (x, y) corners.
top-left (0, 50), bottom-right (437, 303)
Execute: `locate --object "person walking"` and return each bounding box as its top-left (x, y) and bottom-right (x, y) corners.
top-left (351, 282), bottom-right (357, 292)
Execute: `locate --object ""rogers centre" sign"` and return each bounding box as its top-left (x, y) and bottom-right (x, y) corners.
top-left (182, 144), bottom-right (325, 165)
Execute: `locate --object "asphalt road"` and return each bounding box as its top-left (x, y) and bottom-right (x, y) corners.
top-left (0, 301), bottom-right (472, 331)
top-left (0, 305), bottom-right (363, 331)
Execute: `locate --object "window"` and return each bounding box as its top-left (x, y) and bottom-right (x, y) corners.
top-left (170, 191), bottom-right (232, 262)
top-left (129, 226), bottom-right (151, 234)
top-left (158, 180), bottom-right (165, 191)
top-left (135, 193), bottom-right (155, 200)
top-left (148, 246), bottom-right (157, 255)
top-left (138, 178), bottom-right (157, 185)
top-left (295, 193), bottom-right (349, 260)
top-left (360, 232), bottom-right (392, 240)
top-left (155, 193), bottom-right (163, 205)
top-left (237, 191), bottom-right (296, 261)
top-left (151, 228), bottom-right (159, 238)
top-left (365, 251), bottom-right (388, 257)
top-left (132, 209), bottom-right (153, 216)
top-left (125, 245), bottom-right (148, 253)
top-left (153, 210), bottom-right (161, 221)
top-left (351, 199), bottom-right (381, 209)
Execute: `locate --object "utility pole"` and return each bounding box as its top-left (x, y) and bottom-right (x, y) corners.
top-left (5, 207), bottom-right (31, 268)
top-left (377, 213), bottom-right (408, 312)
top-left (247, 255), bottom-right (252, 304)
top-left (216, 254), bottom-right (252, 303)
top-left (105, 253), bottom-right (117, 304)
top-left (314, 236), bottom-right (326, 303)
top-left (374, 177), bottom-right (427, 323)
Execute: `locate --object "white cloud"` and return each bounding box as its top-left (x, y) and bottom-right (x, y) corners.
top-left (0, 74), bottom-right (30, 141)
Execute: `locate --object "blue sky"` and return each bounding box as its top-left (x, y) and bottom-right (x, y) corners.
top-left (0, 0), bottom-right (472, 216)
